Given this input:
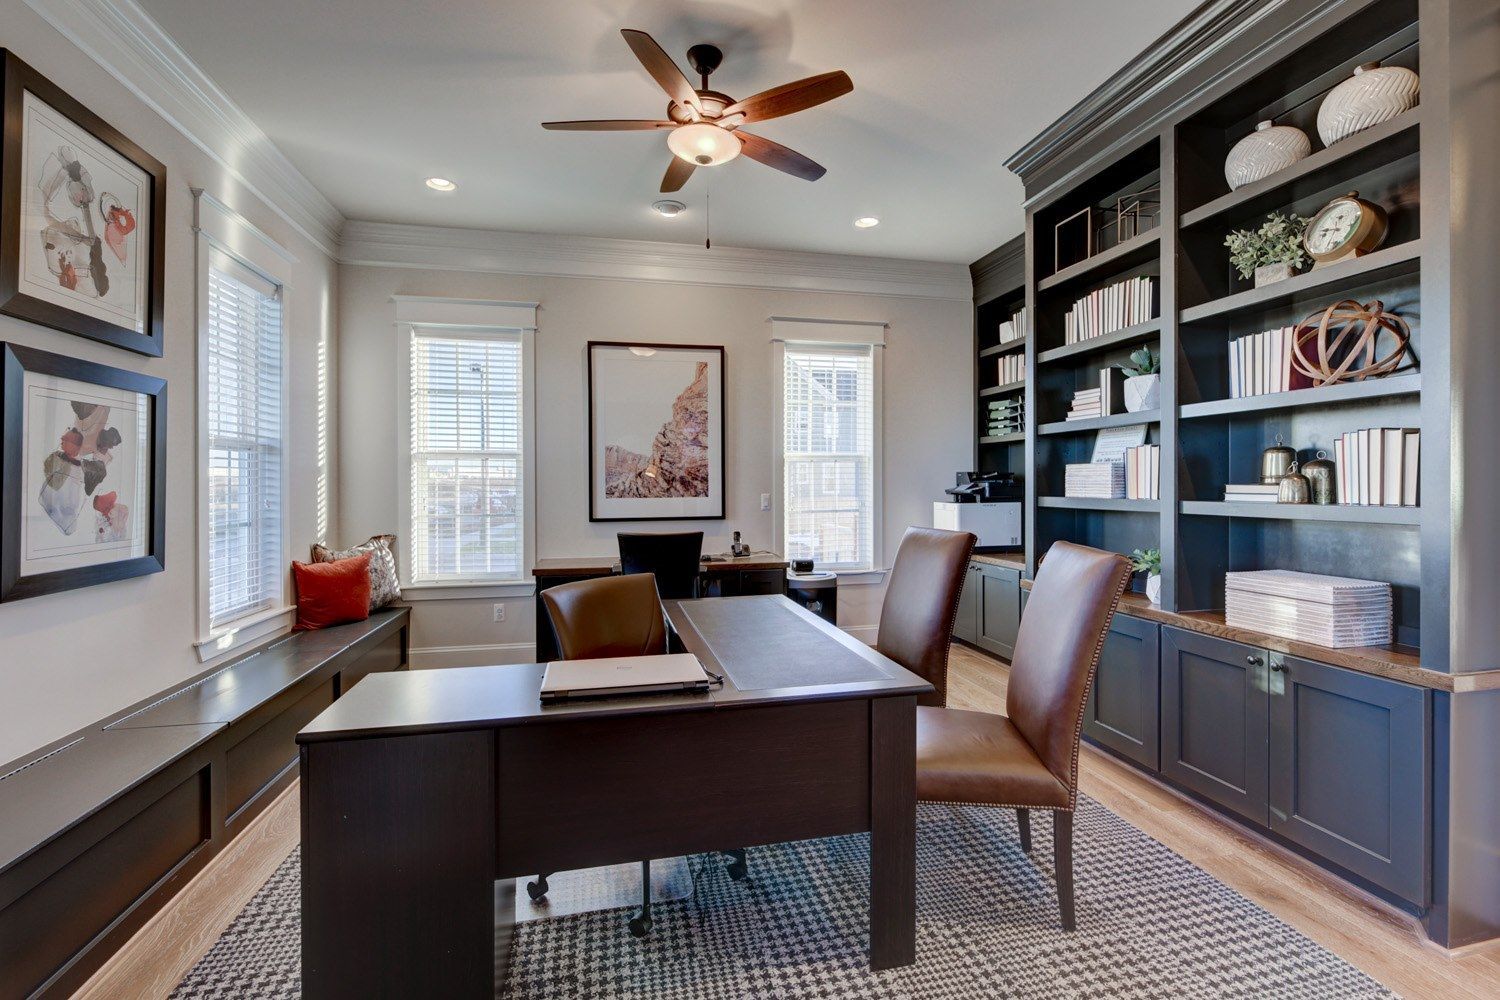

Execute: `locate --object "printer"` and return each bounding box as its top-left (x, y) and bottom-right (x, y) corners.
top-left (934, 472), bottom-right (1022, 550)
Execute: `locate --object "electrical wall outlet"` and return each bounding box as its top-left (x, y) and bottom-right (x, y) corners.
top-left (760, 493), bottom-right (771, 511)
top-left (492, 604), bottom-right (506, 623)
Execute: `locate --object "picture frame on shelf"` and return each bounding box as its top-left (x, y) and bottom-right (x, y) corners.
top-left (1, 342), bottom-right (167, 602)
top-left (0, 50), bottom-right (167, 357)
top-left (1053, 206), bottom-right (1093, 272)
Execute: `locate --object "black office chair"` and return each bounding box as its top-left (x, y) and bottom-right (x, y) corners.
top-left (617, 531), bottom-right (704, 600)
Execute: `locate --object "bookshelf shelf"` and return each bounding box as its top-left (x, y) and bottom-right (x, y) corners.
top-left (979, 432), bottom-right (1025, 446)
top-left (1180, 241), bottom-right (1422, 323)
top-left (1038, 497), bottom-right (1159, 512)
top-left (1179, 373), bottom-right (1421, 420)
top-left (1038, 229), bottom-right (1160, 295)
top-left (1036, 319), bottom-right (1161, 366)
top-left (980, 380), bottom-right (1027, 397)
top-left (979, 339), bottom-right (1027, 358)
top-left (1038, 410), bottom-right (1159, 436)
top-left (1181, 500), bottom-right (1422, 524)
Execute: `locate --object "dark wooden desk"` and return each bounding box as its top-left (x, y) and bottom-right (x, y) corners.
top-left (297, 596), bottom-right (929, 999)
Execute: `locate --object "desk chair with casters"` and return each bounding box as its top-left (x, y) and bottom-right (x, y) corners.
top-left (901, 538), bottom-right (1131, 931)
top-left (618, 531), bottom-right (704, 600)
top-left (535, 572), bottom-right (669, 937)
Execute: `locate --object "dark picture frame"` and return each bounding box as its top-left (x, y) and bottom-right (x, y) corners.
top-left (1, 342), bottom-right (167, 601)
top-left (587, 341), bottom-right (726, 522)
top-left (0, 50), bottom-right (167, 357)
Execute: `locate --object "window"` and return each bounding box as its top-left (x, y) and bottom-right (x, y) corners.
top-left (205, 250), bottom-right (285, 628)
top-left (408, 329), bottom-right (526, 583)
top-left (779, 343), bottom-right (878, 571)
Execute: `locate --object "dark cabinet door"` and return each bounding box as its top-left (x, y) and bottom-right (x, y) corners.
top-left (953, 564), bottom-right (980, 645)
top-left (1160, 627), bottom-right (1269, 824)
top-left (1084, 615), bottom-right (1160, 770)
top-left (1268, 653), bottom-right (1429, 904)
top-left (976, 565), bottom-right (1021, 661)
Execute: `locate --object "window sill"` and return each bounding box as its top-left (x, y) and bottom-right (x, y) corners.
top-left (828, 568), bottom-right (888, 586)
top-left (399, 581), bottom-right (536, 602)
top-left (195, 605), bottom-right (296, 662)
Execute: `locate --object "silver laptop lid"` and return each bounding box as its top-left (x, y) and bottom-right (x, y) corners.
top-left (540, 653), bottom-right (708, 697)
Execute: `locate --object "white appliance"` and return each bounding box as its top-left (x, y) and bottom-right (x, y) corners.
top-left (933, 501), bottom-right (1022, 548)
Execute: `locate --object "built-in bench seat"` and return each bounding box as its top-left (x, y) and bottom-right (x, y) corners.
top-left (0, 608), bottom-right (409, 1000)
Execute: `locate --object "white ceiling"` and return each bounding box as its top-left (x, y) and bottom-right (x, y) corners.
top-left (137, 0), bottom-right (1198, 264)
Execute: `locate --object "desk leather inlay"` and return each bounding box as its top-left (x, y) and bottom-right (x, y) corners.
top-left (679, 599), bottom-right (893, 690)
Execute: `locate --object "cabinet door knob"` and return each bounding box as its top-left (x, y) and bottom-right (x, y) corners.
top-left (1271, 661), bottom-right (1288, 673)
top-left (1246, 655), bottom-right (1263, 666)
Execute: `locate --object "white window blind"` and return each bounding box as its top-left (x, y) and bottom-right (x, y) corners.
top-left (206, 250), bottom-right (284, 628)
top-left (781, 343), bottom-right (875, 570)
top-left (409, 329), bottom-right (525, 583)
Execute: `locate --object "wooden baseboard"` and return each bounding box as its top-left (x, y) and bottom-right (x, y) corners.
top-left (71, 781), bottom-right (300, 1000)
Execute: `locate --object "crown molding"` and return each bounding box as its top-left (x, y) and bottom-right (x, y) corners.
top-left (23, 0), bottom-right (344, 255)
top-left (338, 221), bottom-right (974, 301)
top-left (969, 233), bottom-right (1025, 305)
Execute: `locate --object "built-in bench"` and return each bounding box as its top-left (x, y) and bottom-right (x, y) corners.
top-left (0, 608), bottom-right (409, 1000)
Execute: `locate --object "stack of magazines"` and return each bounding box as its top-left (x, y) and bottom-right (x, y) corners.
top-left (1064, 462), bottom-right (1126, 499)
top-left (1225, 570), bottom-right (1392, 648)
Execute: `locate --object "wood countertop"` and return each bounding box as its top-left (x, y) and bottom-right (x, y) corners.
top-left (972, 552), bottom-right (1025, 571)
top-left (532, 551), bottom-right (788, 578)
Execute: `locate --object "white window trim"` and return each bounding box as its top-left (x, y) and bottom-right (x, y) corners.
top-left (771, 320), bottom-right (886, 582)
top-left (394, 297), bottom-right (539, 595)
top-left (193, 191), bottom-right (297, 660)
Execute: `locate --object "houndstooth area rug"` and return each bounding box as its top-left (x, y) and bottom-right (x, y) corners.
top-left (172, 797), bottom-right (1397, 999)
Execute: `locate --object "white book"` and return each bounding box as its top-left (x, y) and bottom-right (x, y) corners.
top-left (1333, 435), bottom-right (1345, 504)
top-left (1367, 428), bottom-right (1382, 505)
top-left (1382, 428), bottom-right (1405, 507)
top-left (1229, 338), bottom-right (1241, 399)
top-left (1402, 430), bottom-right (1420, 506)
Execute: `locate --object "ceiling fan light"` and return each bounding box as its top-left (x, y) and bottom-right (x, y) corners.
top-left (667, 122), bottom-right (741, 166)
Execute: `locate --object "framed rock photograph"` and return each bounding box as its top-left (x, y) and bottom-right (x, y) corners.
top-left (588, 341), bottom-right (725, 521)
top-left (1, 343), bottom-right (166, 602)
top-left (0, 50), bottom-right (167, 356)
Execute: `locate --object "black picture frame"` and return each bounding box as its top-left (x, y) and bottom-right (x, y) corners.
top-left (1, 342), bottom-right (167, 601)
top-left (587, 340), bottom-right (726, 522)
top-left (0, 50), bottom-right (167, 357)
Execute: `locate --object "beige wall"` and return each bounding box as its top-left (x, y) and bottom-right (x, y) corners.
top-left (0, 0), bottom-right (339, 766)
top-left (337, 265), bottom-right (972, 662)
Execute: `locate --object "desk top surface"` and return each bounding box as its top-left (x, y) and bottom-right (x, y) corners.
top-left (298, 596), bottom-right (930, 742)
top-left (532, 551), bottom-right (788, 577)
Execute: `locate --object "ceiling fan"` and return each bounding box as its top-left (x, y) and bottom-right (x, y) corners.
top-left (542, 29), bottom-right (853, 193)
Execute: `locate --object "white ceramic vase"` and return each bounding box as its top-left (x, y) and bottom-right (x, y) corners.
top-left (1317, 62), bottom-right (1419, 147)
top-left (1224, 120), bottom-right (1311, 189)
top-left (1145, 573), bottom-right (1162, 606)
top-left (1124, 373), bottom-right (1160, 413)
top-left (1255, 262), bottom-right (1294, 287)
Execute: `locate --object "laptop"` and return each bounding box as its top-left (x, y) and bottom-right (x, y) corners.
top-left (539, 653), bottom-right (713, 703)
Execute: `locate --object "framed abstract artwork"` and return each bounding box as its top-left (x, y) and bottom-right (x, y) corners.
top-left (587, 341), bottom-right (725, 521)
top-left (0, 50), bottom-right (167, 356)
top-left (1, 343), bottom-right (166, 602)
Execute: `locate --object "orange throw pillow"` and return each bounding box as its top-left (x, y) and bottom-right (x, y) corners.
top-left (292, 552), bottom-right (373, 631)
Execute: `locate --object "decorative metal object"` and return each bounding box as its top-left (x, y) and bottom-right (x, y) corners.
top-left (1277, 462), bottom-right (1312, 504)
top-left (1224, 120), bottom-right (1312, 190)
top-left (1317, 61), bottom-right (1419, 147)
top-left (1115, 185), bottom-right (1161, 242)
top-left (1302, 451), bottom-right (1337, 504)
top-left (1053, 206), bottom-right (1093, 272)
top-left (1260, 434), bottom-right (1296, 484)
top-left (1290, 299), bottom-right (1414, 386)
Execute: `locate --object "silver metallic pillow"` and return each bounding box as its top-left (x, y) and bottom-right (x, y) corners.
top-left (311, 534), bottom-right (401, 611)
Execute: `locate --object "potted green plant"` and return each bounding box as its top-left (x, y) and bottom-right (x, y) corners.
top-left (1117, 347), bottom-right (1160, 413)
top-left (1224, 211), bottom-right (1310, 287)
top-left (1131, 547), bottom-right (1163, 605)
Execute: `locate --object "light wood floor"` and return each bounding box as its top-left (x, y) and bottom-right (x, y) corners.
top-left (78, 647), bottom-right (1500, 999)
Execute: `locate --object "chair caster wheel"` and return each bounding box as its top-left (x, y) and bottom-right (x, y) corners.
top-left (727, 859), bottom-right (748, 881)
top-left (628, 914), bottom-right (652, 938)
top-left (526, 876), bottom-right (549, 901)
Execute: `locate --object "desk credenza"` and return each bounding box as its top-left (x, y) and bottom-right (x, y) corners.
top-left (298, 595), bottom-right (929, 999)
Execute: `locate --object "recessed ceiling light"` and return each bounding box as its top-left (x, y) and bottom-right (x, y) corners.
top-left (854, 216), bottom-right (880, 229)
top-left (652, 199), bottom-right (687, 218)
top-left (425, 177), bottom-right (457, 192)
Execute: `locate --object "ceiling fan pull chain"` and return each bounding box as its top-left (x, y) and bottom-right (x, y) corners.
top-left (705, 187), bottom-right (712, 251)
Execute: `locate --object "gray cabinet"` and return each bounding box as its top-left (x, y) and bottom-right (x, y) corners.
top-left (953, 563), bottom-right (980, 645)
top-left (1160, 628), bottom-right (1270, 825)
top-left (1268, 652), bottom-right (1429, 904)
top-left (976, 563), bottom-right (1021, 660)
top-left (1083, 615), bottom-right (1160, 770)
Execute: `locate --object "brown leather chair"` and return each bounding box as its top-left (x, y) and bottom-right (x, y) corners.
top-left (875, 527), bottom-right (978, 709)
top-left (915, 540), bottom-right (1131, 930)
top-left (534, 572), bottom-right (668, 937)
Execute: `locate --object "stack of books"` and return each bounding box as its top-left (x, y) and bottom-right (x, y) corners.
top-left (994, 352), bottom-right (1025, 386)
top-left (1065, 367), bottom-right (1126, 421)
top-left (987, 397), bottom-right (1025, 437)
top-left (1066, 387), bottom-right (1102, 421)
top-left (1125, 444), bottom-right (1160, 500)
top-left (997, 306), bottom-right (1029, 345)
top-left (1228, 327), bottom-right (1312, 398)
top-left (1225, 570), bottom-right (1393, 648)
top-left (1222, 483), bottom-right (1279, 503)
top-left (1064, 276), bottom-right (1156, 345)
top-left (1334, 427), bottom-right (1419, 506)
top-left (1064, 461), bottom-right (1126, 499)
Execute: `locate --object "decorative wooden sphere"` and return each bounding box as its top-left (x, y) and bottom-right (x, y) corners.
top-left (1289, 299), bottom-right (1413, 386)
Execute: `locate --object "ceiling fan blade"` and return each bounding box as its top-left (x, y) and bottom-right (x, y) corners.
top-left (541, 119), bottom-right (676, 131)
top-left (621, 29), bottom-right (701, 116)
top-left (719, 71), bottom-right (852, 126)
top-left (661, 157), bottom-right (696, 192)
top-left (736, 131), bottom-right (827, 181)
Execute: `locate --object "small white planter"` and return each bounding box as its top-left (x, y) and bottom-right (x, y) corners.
top-left (1123, 373), bottom-right (1160, 413)
top-left (1145, 573), bottom-right (1162, 606)
top-left (1254, 262), bottom-right (1294, 287)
